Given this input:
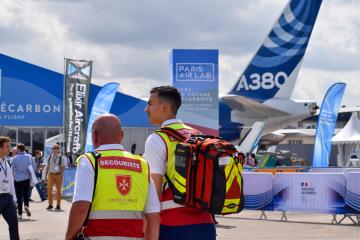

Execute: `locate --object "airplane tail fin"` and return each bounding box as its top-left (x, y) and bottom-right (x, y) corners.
top-left (229, 0), bottom-right (322, 102)
top-left (236, 121), bottom-right (265, 153)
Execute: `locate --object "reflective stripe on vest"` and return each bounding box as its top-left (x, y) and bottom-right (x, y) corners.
top-left (90, 210), bottom-right (143, 220)
top-left (156, 123), bottom-right (198, 211)
top-left (77, 150), bottom-right (150, 238)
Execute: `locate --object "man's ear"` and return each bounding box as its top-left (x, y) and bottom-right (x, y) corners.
top-left (162, 102), bottom-right (170, 113)
top-left (119, 130), bottom-right (124, 144)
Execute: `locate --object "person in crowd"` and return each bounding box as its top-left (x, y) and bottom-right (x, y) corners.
top-left (6, 152), bottom-right (13, 168)
top-left (65, 114), bottom-right (160, 240)
top-left (45, 144), bottom-right (65, 210)
top-left (11, 147), bottom-right (18, 158)
top-left (144, 86), bottom-right (216, 240)
top-left (11, 143), bottom-right (34, 219)
top-left (28, 150), bottom-right (46, 201)
top-left (251, 153), bottom-right (258, 167)
top-left (65, 152), bottom-right (74, 167)
top-left (245, 152), bottom-right (256, 167)
top-left (0, 136), bottom-right (20, 240)
top-left (7, 147), bottom-right (18, 167)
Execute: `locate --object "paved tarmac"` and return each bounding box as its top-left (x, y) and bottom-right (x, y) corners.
top-left (1, 194), bottom-right (360, 240)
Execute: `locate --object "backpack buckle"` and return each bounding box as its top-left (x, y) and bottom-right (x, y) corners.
top-left (187, 137), bottom-right (197, 144)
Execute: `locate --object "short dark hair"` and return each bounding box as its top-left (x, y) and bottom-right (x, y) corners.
top-left (17, 143), bottom-right (25, 152)
top-left (150, 86), bottom-right (181, 115)
top-left (0, 136), bottom-right (10, 148)
top-left (34, 150), bottom-right (42, 155)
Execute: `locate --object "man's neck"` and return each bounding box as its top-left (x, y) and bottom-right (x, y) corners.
top-left (161, 116), bottom-right (177, 123)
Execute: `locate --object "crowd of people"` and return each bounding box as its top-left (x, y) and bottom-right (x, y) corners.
top-left (0, 139), bottom-right (68, 240)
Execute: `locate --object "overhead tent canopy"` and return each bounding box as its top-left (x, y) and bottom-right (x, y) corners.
top-left (332, 112), bottom-right (360, 167)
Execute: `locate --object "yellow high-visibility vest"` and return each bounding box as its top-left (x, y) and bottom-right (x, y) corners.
top-left (78, 149), bottom-right (150, 238)
top-left (156, 122), bottom-right (197, 187)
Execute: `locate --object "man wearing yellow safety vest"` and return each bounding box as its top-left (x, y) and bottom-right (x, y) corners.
top-left (65, 114), bottom-right (160, 240)
top-left (144, 86), bottom-right (216, 240)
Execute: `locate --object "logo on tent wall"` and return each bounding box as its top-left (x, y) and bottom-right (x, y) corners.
top-left (301, 182), bottom-right (309, 187)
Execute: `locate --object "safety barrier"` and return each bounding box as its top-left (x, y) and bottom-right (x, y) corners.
top-left (243, 171), bottom-right (360, 224)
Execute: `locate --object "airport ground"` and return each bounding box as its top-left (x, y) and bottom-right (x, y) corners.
top-left (1, 194), bottom-right (359, 240)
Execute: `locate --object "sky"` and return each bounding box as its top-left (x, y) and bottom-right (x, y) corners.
top-left (0, 0), bottom-right (359, 106)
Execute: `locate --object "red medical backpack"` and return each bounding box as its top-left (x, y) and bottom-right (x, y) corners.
top-left (158, 127), bottom-right (245, 215)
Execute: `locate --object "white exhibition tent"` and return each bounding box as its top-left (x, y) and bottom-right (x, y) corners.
top-left (332, 112), bottom-right (360, 167)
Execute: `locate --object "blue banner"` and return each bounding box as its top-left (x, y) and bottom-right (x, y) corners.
top-left (62, 168), bottom-right (76, 197)
top-left (312, 83), bottom-right (346, 167)
top-left (84, 82), bottom-right (119, 152)
top-left (0, 54), bottom-right (63, 126)
top-left (170, 49), bottom-right (219, 136)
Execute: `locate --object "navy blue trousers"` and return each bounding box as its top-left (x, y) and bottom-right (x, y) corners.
top-left (14, 179), bottom-right (30, 215)
top-left (0, 193), bottom-right (20, 240)
top-left (159, 223), bottom-right (216, 240)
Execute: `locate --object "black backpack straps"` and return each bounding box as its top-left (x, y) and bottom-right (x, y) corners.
top-left (164, 172), bottom-right (175, 192)
top-left (77, 151), bottom-right (101, 239)
top-left (159, 127), bottom-right (187, 142)
top-left (89, 151), bottom-right (101, 204)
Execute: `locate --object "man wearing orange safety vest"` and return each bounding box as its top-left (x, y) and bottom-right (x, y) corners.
top-left (65, 114), bottom-right (160, 240)
top-left (144, 86), bottom-right (216, 240)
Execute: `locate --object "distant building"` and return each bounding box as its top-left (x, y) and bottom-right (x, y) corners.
top-left (261, 109), bottom-right (357, 166)
top-left (0, 53), bottom-right (155, 154)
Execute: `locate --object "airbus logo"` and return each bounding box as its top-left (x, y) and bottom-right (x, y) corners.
top-left (236, 72), bottom-right (287, 91)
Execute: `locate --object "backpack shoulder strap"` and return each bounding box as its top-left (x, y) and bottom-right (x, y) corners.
top-left (157, 127), bottom-right (187, 142)
top-left (157, 127), bottom-right (187, 194)
top-left (47, 155), bottom-right (52, 164)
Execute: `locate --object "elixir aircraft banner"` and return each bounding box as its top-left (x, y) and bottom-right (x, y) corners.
top-left (84, 82), bottom-right (119, 152)
top-left (64, 59), bottom-right (92, 157)
top-left (170, 49), bottom-right (219, 135)
top-left (312, 83), bottom-right (346, 168)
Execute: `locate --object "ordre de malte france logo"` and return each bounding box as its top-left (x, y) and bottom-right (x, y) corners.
top-left (116, 175), bottom-right (132, 196)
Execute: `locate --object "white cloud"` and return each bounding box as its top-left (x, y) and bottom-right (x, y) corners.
top-left (0, 0), bottom-right (358, 106)
top-left (294, 68), bottom-right (360, 106)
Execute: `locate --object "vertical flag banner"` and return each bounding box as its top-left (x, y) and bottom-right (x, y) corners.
top-left (64, 59), bottom-right (92, 157)
top-left (312, 83), bottom-right (346, 167)
top-left (170, 49), bottom-right (219, 135)
top-left (84, 82), bottom-right (119, 152)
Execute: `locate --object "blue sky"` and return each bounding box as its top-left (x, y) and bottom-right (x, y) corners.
top-left (0, 0), bottom-right (359, 106)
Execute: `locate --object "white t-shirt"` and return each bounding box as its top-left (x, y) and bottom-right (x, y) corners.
top-left (0, 158), bottom-right (17, 203)
top-left (144, 119), bottom-right (183, 175)
top-left (72, 144), bottom-right (160, 214)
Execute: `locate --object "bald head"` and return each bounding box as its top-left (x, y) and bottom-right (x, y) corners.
top-left (92, 114), bottom-right (124, 148)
